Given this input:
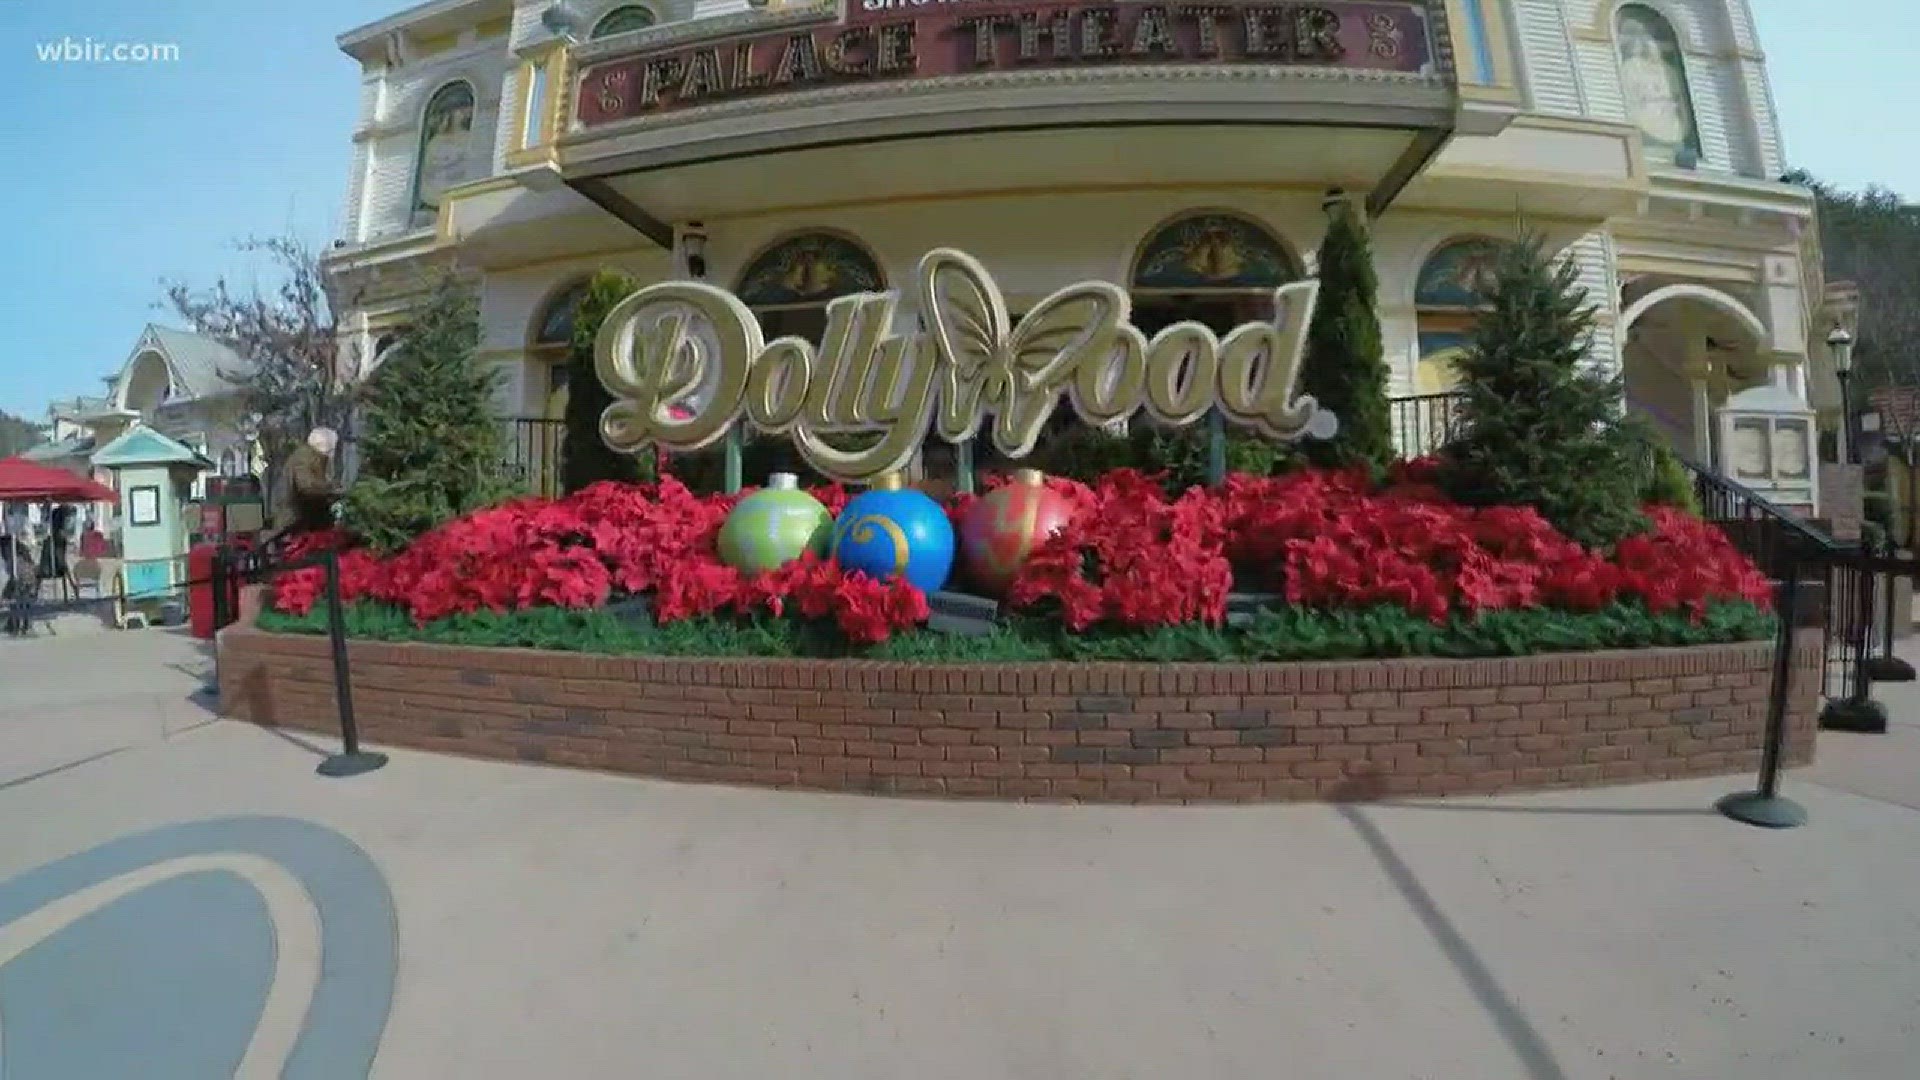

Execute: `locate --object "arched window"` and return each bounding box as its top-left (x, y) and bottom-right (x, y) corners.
top-left (736, 232), bottom-right (884, 344)
top-left (591, 5), bottom-right (657, 38)
top-left (531, 280), bottom-right (591, 422)
top-left (1413, 237), bottom-right (1502, 394)
top-left (412, 81), bottom-right (477, 221)
top-left (1129, 211), bottom-right (1297, 337)
top-left (1615, 5), bottom-right (1702, 168)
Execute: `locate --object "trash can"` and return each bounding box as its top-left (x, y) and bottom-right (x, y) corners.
top-left (188, 542), bottom-right (220, 639)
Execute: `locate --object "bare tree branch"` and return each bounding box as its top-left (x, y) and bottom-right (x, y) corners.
top-left (163, 235), bottom-right (364, 482)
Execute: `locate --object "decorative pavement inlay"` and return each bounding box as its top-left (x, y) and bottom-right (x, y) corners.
top-left (0, 816), bottom-right (397, 1079)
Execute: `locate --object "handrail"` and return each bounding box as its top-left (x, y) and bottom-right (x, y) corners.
top-left (1677, 454), bottom-right (1846, 553)
top-left (1384, 391), bottom-right (1848, 567)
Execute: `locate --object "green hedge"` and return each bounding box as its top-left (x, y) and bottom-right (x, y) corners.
top-left (256, 597), bottom-right (1772, 663)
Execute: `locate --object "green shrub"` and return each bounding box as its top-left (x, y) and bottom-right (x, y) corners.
top-left (258, 595), bottom-right (1773, 662)
top-left (342, 277), bottom-right (517, 552)
top-left (1439, 235), bottom-right (1649, 549)
top-left (1299, 200), bottom-right (1393, 470)
top-left (562, 269), bottom-right (648, 493)
top-left (1640, 442), bottom-right (1701, 515)
top-left (1022, 423), bottom-right (1299, 491)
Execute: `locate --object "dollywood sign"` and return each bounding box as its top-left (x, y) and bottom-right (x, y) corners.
top-left (592, 248), bottom-right (1336, 483)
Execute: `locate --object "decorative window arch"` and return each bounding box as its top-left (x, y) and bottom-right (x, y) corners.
top-left (1614, 4), bottom-right (1702, 168)
top-left (411, 81), bottom-right (478, 219)
top-left (531, 280), bottom-right (591, 353)
top-left (1126, 211), bottom-right (1297, 342)
top-left (530, 279), bottom-right (592, 422)
top-left (736, 232), bottom-right (884, 316)
top-left (591, 5), bottom-right (657, 38)
top-left (1130, 211), bottom-right (1298, 295)
top-left (1413, 237), bottom-right (1503, 394)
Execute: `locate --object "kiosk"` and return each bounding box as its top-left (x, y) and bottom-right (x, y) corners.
top-left (92, 425), bottom-right (213, 605)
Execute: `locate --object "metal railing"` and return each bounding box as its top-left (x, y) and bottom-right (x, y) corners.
top-left (506, 417), bottom-right (566, 499)
top-left (1387, 392), bottom-right (1465, 460)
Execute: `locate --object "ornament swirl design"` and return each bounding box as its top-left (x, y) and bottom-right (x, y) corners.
top-left (836, 513), bottom-right (910, 574)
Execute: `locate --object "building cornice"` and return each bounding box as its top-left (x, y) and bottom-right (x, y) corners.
top-left (338, 0), bottom-right (513, 60)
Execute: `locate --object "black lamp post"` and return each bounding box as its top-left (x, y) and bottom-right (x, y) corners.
top-left (1818, 323), bottom-right (1901, 730)
top-left (1830, 323), bottom-right (1855, 465)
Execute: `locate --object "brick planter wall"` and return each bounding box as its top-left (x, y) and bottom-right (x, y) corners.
top-left (217, 623), bottom-right (1822, 803)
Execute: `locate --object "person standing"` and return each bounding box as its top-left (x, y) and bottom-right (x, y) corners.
top-left (270, 427), bottom-right (344, 543)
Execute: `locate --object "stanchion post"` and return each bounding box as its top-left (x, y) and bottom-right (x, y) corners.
top-left (1822, 554), bottom-right (1891, 733)
top-left (205, 545), bottom-right (227, 700)
top-left (316, 548), bottom-right (387, 778)
top-left (1717, 569), bottom-right (1808, 828)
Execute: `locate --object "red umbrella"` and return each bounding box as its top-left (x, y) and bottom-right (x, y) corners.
top-left (0, 457), bottom-right (117, 503)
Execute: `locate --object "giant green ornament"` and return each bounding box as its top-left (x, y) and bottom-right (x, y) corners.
top-left (717, 472), bottom-right (833, 573)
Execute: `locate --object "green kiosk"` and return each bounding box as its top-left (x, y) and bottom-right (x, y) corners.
top-left (93, 425), bottom-right (214, 606)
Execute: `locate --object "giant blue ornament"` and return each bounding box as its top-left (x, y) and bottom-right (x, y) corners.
top-left (831, 473), bottom-right (955, 594)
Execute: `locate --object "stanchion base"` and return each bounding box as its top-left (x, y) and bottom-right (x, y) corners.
top-left (1716, 791), bottom-right (1808, 829)
top-left (1820, 697), bottom-right (1889, 734)
top-left (317, 751), bottom-right (389, 778)
top-left (1863, 656), bottom-right (1917, 683)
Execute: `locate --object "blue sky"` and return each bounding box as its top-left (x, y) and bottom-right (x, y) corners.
top-left (0, 0), bottom-right (1913, 420)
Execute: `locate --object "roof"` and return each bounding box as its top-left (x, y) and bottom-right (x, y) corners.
top-left (117, 325), bottom-right (252, 408)
top-left (1867, 387), bottom-right (1920, 439)
top-left (20, 436), bottom-right (94, 463)
top-left (145, 326), bottom-right (251, 400)
top-left (337, 0), bottom-right (513, 58)
top-left (92, 425), bottom-right (214, 470)
top-left (48, 395), bottom-right (111, 421)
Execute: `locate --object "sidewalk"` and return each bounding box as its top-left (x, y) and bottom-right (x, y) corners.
top-left (4, 629), bottom-right (1920, 1078)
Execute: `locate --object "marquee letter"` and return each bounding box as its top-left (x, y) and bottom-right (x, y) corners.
top-left (595, 281), bottom-right (760, 455)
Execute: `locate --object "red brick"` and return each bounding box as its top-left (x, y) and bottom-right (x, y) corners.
top-left (223, 631), bottom-right (1799, 805)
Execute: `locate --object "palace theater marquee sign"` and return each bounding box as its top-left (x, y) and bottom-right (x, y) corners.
top-left (575, 1), bottom-right (1439, 124)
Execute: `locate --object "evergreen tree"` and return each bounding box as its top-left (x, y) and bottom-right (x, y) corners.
top-left (562, 269), bottom-right (648, 493)
top-left (1299, 198), bottom-right (1393, 470)
top-left (1438, 235), bottom-right (1648, 549)
top-left (342, 277), bottom-right (515, 552)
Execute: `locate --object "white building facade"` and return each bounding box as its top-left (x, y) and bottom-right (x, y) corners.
top-left (324, 0), bottom-right (1837, 512)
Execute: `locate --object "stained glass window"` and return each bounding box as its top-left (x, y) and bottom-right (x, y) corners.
top-left (1415, 237), bottom-right (1504, 392)
top-left (736, 233), bottom-right (884, 310)
top-left (1615, 5), bottom-right (1703, 167)
top-left (534, 281), bottom-right (590, 350)
top-left (1131, 213), bottom-right (1296, 291)
top-left (412, 81), bottom-right (477, 217)
top-left (591, 5), bottom-right (657, 39)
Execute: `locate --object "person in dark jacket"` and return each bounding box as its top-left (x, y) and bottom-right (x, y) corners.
top-left (274, 427), bottom-right (342, 537)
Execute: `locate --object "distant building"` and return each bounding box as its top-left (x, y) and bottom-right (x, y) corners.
top-left (26, 325), bottom-right (259, 499)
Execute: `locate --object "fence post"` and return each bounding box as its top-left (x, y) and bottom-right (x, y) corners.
top-left (1717, 569), bottom-right (1808, 828)
top-left (316, 548), bottom-right (388, 778)
top-left (1205, 408), bottom-right (1228, 487)
top-left (1820, 554), bottom-right (1890, 734)
top-left (1863, 562), bottom-right (1916, 682)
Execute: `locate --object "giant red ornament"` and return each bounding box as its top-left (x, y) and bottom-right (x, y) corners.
top-left (959, 469), bottom-right (1078, 596)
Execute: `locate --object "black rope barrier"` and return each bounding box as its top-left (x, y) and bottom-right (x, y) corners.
top-left (0, 537), bottom-right (389, 780)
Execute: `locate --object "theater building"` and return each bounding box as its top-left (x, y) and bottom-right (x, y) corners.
top-left (324, 0), bottom-right (1839, 511)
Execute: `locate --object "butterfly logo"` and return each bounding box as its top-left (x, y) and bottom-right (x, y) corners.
top-left (916, 249), bottom-right (1135, 460)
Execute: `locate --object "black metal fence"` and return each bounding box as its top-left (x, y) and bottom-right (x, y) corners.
top-left (1388, 392), bottom-right (1465, 460)
top-left (506, 417), bottom-right (565, 499)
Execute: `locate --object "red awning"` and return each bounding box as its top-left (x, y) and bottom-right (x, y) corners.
top-left (0, 457), bottom-right (118, 503)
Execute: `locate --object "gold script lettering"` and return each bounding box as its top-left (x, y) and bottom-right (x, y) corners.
top-left (592, 248), bottom-right (1328, 484)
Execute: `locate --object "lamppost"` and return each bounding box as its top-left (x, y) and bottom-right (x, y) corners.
top-left (1830, 323), bottom-right (1855, 465)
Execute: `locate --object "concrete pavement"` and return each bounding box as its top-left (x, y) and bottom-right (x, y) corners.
top-left (4, 628), bottom-right (1920, 1078)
